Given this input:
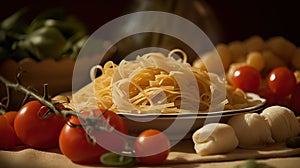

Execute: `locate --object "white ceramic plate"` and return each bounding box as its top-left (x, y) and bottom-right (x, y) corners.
top-left (118, 93), bottom-right (266, 140)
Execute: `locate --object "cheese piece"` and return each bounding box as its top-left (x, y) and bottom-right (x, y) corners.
top-left (228, 113), bottom-right (274, 148)
top-left (260, 106), bottom-right (300, 142)
top-left (192, 123), bottom-right (238, 155)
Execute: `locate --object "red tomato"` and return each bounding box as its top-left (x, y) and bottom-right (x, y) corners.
top-left (87, 109), bottom-right (128, 153)
top-left (0, 115), bottom-right (19, 150)
top-left (231, 66), bottom-right (261, 93)
top-left (267, 67), bottom-right (296, 97)
top-left (3, 111), bottom-right (21, 145)
top-left (291, 83), bottom-right (300, 116)
top-left (89, 109), bottom-right (128, 135)
top-left (14, 100), bottom-right (66, 149)
top-left (3, 111), bottom-right (18, 128)
top-left (59, 109), bottom-right (128, 164)
top-left (134, 129), bottom-right (170, 165)
top-left (59, 116), bottom-right (108, 164)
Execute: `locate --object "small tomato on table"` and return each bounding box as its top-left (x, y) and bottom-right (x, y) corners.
top-left (59, 109), bottom-right (128, 164)
top-left (14, 100), bottom-right (66, 149)
top-left (134, 129), bottom-right (170, 165)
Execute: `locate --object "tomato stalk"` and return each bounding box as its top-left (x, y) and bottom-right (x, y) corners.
top-left (0, 102), bottom-right (6, 114)
top-left (43, 83), bottom-right (49, 101)
top-left (0, 75), bottom-right (75, 117)
top-left (66, 119), bottom-right (98, 145)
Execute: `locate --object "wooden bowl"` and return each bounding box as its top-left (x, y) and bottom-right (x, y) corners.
top-left (0, 58), bottom-right (75, 110)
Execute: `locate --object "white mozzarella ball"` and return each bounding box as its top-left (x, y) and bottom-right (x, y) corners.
top-left (260, 106), bottom-right (300, 142)
top-left (228, 113), bottom-right (274, 148)
top-left (192, 123), bottom-right (238, 155)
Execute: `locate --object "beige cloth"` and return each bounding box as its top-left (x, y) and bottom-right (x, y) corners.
top-left (0, 140), bottom-right (300, 168)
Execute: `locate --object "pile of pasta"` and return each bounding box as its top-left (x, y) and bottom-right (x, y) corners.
top-left (72, 49), bottom-right (262, 114)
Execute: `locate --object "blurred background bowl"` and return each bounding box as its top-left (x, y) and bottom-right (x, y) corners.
top-left (0, 58), bottom-right (74, 110)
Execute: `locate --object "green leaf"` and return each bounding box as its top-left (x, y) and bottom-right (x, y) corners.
top-left (100, 152), bottom-right (135, 167)
top-left (25, 27), bottom-right (67, 60)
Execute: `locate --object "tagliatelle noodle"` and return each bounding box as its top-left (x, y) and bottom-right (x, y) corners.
top-left (72, 49), bottom-right (262, 113)
top-left (71, 81), bottom-right (99, 111)
top-left (109, 49), bottom-right (220, 114)
top-left (91, 61), bottom-right (117, 109)
top-left (224, 85), bottom-right (262, 110)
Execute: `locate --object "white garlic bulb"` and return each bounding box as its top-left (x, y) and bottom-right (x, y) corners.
top-left (192, 123), bottom-right (238, 155)
top-left (260, 106), bottom-right (300, 142)
top-left (228, 113), bottom-right (275, 148)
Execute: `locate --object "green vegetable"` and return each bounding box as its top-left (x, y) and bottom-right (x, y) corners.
top-left (16, 27), bottom-right (67, 60)
top-left (0, 8), bottom-right (88, 61)
top-left (286, 136), bottom-right (300, 148)
top-left (234, 159), bottom-right (274, 168)
top-left (31, 18), bottom-right (86, 38)
top-left (100, 152), bottom-right (135, 167)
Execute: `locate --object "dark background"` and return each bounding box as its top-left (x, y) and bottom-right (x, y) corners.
top-left (0, 0), bottom-right (299, 111)
top-left (1, 0), bottom-right (300, 45)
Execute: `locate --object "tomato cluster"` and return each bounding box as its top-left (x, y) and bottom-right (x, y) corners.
top-left (0, 100), bottom-right (171, 166)
top-left (231, 65), bottom-right (300, 115)
top-left (0, 100), bottom-right (66, 150)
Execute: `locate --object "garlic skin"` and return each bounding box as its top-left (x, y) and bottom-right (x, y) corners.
top-left (192, 123), bottom-right (238, 156)
top-left (228, 113), bottom-right (275, 148)
top-left (260, 106), bottom-right (300, 142)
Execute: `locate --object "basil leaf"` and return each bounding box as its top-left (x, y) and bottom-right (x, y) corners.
top-left (100, 152), bottom-right (135, 167)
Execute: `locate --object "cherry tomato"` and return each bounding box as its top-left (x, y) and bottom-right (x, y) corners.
top-left (14, 100), bottom-right (66, 149)
top-left (231, 66), bottom-right (261, 93)
top-left (3, 111), bottom-right (18, 128)
top-left (134, 129), bottom-right (170, 165)
top-left (59, 116), bottom-right (108, 164)
top-left (267, 67), bottom-right (296, 97)
top-left (82, 109), bottom-right (128, 154)
top-left (0, 115), bottom-right (19, 150)
top-left (3, 111), bottom-right (21, 145)
top-left (59, 109), bottom-right (128, 164)
top-left (88, 109), bottom-right (128, 153)
top-left (92, 109), bottom-right (128, 135)
top-left (291, 83), bottom-right (300, 116)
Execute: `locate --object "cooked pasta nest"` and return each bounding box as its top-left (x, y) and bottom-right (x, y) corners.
top-left (71, 49), bottom-right (262, 114)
